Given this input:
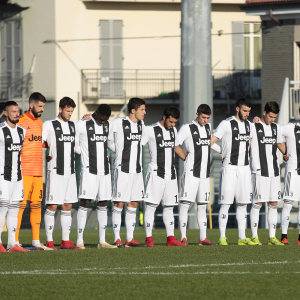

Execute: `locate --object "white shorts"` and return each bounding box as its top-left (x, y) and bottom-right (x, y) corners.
top-left (252, 173), bottom-right (281, 203)
top-left (45, 171), bottom-right (77, 205)
top-left (78, 171), bottom-right (112, 202)
top-left (144, 171), bottom-right (179, 206)
top-left (180, 172), bottom-right (210, 204)
top-left (283, 172), bottom-right (300, 201)
top-left (112, 169), bottom-right (144, 202)
top-left (0, 176), bottom-right (24, 202)
top-left (218, 166), bottom-right (251, 205)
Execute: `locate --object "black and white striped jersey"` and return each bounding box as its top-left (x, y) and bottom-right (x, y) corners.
top-left (42, 117), bottom-right (76, 175)
top-left (176, 121), bottom-right (212, 178)
top-left (213, 116), bottom-right (251, 166)
top-left (0, 122), bottom-right (26, 181)
top-left (281, 122), bottom-right (300, 174)
top-left (142, 122), bottom-right (177, 179)
top-left (75, 117), bottom-right (114, 175)
top-left (250, 121), bottom-right (282, 177)
top-left (112, 116), bottom-right (144, 174)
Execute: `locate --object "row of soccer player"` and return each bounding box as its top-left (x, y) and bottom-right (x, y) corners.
top-left (0, 95), bottom-right (299, 252)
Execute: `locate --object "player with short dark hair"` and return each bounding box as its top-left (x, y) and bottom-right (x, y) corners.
top-left (15, 92), bottom-right (52, 250)
top-left (111, 97), bottom-right (146, 247)
top-left (211, 98), bottom-right (257, 245)
top-left (42, 97), bottom-right (81, 250)
top-left (142, 106), bottom-right (186, 246)
top-left (75, 104), bottom-right (117, 249)
top-left (175, 104), bottom-right (220, 245)
top-left (250, 101), bottom-right (285, 245)
top-left (0, 101), bottom-right (28, 252)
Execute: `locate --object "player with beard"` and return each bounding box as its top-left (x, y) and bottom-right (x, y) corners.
top-left (16, 93), bottom-right (52, 250)
top-left (142, 107), bottom-right (186, 246)
top-left (211, 98), bottom-right (258, 245)
top-left (42, 97), bottom-right (81, 250)
top-left (0, 101), bottom-right (28, 252)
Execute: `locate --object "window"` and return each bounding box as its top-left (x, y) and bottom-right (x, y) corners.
top-left (99, 20), bottom-right (123, 98)
top-left (244, 23), bottom-right (261, 71)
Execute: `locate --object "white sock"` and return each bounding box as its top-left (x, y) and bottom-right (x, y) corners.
top-left (268, 205), bottom-right (277, 238)
top-left (250, 204), bottom-right (261, 238)
top-left (281, 201), bottom-right (293, 235)
top-left (97, 206), bottom-right (107, 244)
top-left (7, 202), bottom-right (19, 246)
top-left (0, 201), bottom-right (9, 244)
top-left (197, 204), bottom-right (207, 241)
top-left (32, 240), bottom-right (40, 246)
top-left (125, 206), bottom-right (137, 242)
top-left (163, 206), bottom-right (174, 237)
top-left (77, 206), bottom-right (88, 244)
top-left (236, 204), bottom-right (247, 240)
top-left (112, 206), bottom-right (122, 243)
top-left (179, 202), bottom-right (190, 240)
top-left (219, 204), bottom-right (230, 239)
top-left (144, 203), bottom-right (157, 238)
top-left (44, 209), bottom-right (55, 242)
top-left (61, 210), bottom-right (72, 241)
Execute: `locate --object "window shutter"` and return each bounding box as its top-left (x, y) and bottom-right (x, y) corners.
top-left (232, 21), bottom-right (244, 70)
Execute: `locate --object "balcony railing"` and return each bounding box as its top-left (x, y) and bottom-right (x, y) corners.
top-left (0, 73), bottom-right (32, 101)
top-left (81, 69), bottom-right (261, 101)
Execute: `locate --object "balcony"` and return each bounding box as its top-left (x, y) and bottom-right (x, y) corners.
top-left (81, 69), bottom-right (261, 103)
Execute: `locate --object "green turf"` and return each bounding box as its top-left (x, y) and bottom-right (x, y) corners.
top-left (0, 228), bottom-right (299, 300)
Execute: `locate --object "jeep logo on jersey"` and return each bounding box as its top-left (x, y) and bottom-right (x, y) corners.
top-left (90, 134), bottom-right (107, 142)
top-left (196, 138), bottom-right (210, 146)
top-left (58, 134), bottom-right (75, 142)
top-left (28, 134), bottom-right (42, 142)
top-left (7, 143), bottom-right (22, 151)
top-left (159, 140), bottom-right (174, 148)
top-left (127, 133), bottom-right (141, 140)
top-left (260, 137), bottom-right (276, 144)
top-left (235, 134), bottom-right (250, 141)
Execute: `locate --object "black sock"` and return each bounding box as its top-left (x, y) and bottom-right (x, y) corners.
top-left (298, 234), bottom-right (300, 241)
top-left (281, 234), bottom-right (287, 240)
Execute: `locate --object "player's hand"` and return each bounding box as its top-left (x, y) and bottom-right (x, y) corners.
top-left (82, 114), bottom-right (92, 120)
top-left (252, 116), bottom-right (260, 123)
top-left (221, 158), bottom-right (224, 163)
top-left (283, 155), bottom-right (289, 162)
top-left (46, 155), bottom-right (52, 162)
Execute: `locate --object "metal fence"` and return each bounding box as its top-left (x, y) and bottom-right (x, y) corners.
top-left (0, 73), bottom-right (32, 101)
top-left (82, 69), bottom-right (261, 101)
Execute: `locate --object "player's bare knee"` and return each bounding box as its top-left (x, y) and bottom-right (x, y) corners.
top-left (80, 199), bottom-right (91, 208)
top-left (114, 202), bottom-right (124, 209)
top-left (61, 203), bottom-right (72, 211)
top-left (97, 201), bottom-right (107, 207)
top-left (127, 201), bottom-right (138, 209)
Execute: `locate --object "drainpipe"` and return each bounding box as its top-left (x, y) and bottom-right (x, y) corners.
top-left (269, 9), bottom-right (282, 26)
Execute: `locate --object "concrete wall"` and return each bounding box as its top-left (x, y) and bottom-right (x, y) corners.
top-left (261, 19), bottom-right (294, 113)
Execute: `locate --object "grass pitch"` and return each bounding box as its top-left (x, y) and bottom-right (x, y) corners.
top-left (0, 228), bottom-right (299, 300)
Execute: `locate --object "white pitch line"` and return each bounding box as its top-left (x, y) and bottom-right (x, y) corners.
top-left (0, 260), bottom-right (299, 275)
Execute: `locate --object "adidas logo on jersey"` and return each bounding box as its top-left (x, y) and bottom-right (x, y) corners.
top-left (27, 127), bottom-right (30, 130)
top-left (157, 133), bottom-right (162, 137)
top-left (260, 137), bottom-right (276, 144)
top-left (258, 129), bottom-right (263, 132)
top-left (56, 127), bottom-right (61, 130)
top-left (125, 126), bottom-right (130, 129)
top-left (193, 131), bottom-right (198, 135)
top-left (89, 127), bottom-right (93, 130)
top-left (233, 127), bottom-right (238, 130)
top-left (6, 135), bottom-right (11, 139)
top-left (296, 130), bottom-right (300, 133)
top-left (127, 133), bottom-right (141, 141)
